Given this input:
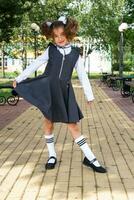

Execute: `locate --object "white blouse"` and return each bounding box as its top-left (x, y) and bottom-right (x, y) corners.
top-left (15, 44), bottom-right (94, 101)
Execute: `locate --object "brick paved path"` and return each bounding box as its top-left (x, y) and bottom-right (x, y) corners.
top-left (98, 80), bottom-right (134, 122)
top-left (0, 99), bottom-right (31, 130)
top-left (0, 80), bottom-right (134, 200)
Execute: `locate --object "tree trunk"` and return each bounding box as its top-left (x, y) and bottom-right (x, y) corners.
top-left (1, 43), bottom-right (6, 78)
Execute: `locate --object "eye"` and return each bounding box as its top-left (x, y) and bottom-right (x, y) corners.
top-left (54, 34), bottom-right (58, 37)
top-left (61, 32), bottom-right (65, 36)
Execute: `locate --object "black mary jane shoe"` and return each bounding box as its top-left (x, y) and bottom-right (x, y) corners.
top-left (83, 157), bottom-right (107, 173)
top-left (45, 156), bottom-right (57, 170)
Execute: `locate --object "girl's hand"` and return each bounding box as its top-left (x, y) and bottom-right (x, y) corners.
top-left (12, 80), bottom-right (17, 88)
top-left (87, 100), bottom-right (93, 106)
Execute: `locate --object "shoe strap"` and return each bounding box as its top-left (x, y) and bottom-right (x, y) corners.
top-left (89, 158), bottom-right (97, 164)
top-left (47, 156), bottom-right (57, 162)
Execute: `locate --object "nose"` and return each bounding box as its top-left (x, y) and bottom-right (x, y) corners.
top-left (58, 36), bottom-right (63, 41)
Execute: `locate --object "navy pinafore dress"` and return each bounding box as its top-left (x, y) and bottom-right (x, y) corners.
top-left (14, 43), bottom-right (84, 123)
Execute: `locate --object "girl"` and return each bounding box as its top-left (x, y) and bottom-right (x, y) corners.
top-left (13, 16), bottom-right (107, 173)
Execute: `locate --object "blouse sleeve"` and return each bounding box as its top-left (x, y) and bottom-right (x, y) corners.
top-left (15, 46), bottom-right (49, 83)
top-left (74, 55), bottom-right (95, 101)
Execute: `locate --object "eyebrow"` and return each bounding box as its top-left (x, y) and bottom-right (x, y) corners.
top-left (53, 32), bottom-right (65, 37)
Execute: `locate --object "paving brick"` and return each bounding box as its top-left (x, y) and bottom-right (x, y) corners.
top-left (0, 80), bottom-right (134, 200)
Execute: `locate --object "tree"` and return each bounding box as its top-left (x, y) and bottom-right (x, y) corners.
top-left (70, 0), bottom-right (134, 72)
top-left (0, 0), bottom-right (38, 77)
top-left (0, 0), bottom-right (38, 42)
top-left (123, 0), bottom-right (134, 68)
top-left (28, 0), bottom-right (72, 24)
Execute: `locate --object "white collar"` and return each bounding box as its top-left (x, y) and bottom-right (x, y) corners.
top-left (54, 43), bottom-right (72, 55)
top-left (54, 42), bottom-right (71, 48)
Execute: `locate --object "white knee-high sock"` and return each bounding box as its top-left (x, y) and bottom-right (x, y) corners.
top-left (75, 135), bottom-right (101, 167)
top-left (44, 134), bottom-right (56, 164)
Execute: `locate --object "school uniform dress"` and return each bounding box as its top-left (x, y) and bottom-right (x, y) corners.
top-left (14, 42), bottom-right (94, 123)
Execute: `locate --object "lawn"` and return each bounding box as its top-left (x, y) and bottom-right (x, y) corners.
top-left (0, 80), bottom-right (14, 98)
top-left (0, 70), bottom-right (133, 97)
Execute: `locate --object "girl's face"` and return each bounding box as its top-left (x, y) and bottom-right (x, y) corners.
top-left (52, 27), bottom-right (69, 46)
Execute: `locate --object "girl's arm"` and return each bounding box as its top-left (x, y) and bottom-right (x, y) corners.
top-left (15, 47), bottom-right (49, 83)
top-left (74, 55), bottom-right (95, 102)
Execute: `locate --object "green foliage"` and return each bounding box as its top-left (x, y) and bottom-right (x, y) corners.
top-left (112, 61), bottom-right (133, 72)
top-left (0, 0), bottom-right (134, 73)
top-left (123, 0), bottom-right (134, 54)
top-left (0, 0), bottom-right (38, 42)
top-left (77, 0), bottom-right (125, 50)
top-left (28, 0), bottom-right (72, 23)
top-left (72, 0), bottom-right (133, 72)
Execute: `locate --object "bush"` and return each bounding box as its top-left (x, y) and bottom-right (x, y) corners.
top-left (112, 62), bottom-right (133, 72)
top-left (112, 63), bottom-right (119, 71)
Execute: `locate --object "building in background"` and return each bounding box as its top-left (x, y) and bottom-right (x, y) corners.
top-left (0, 37), bottom-right (112, 75)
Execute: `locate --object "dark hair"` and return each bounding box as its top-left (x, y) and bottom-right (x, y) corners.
top-left (40, 17), bottom-right (78, 41)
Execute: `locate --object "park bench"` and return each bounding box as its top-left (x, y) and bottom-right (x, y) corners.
top-left (125, 81), bottom-right (134, 103)
top-left (100, 72), bottom-right (110, 83)
top-left (120, 76), bottom-right (134, 98)
top-left (107, 76), bottom-right (122, 91)
top-left (0, 84), bottom-right (19, 106)
top-left (100, 73), bottom-right (115, 86)
top-left (102, 75), bottom-right (134, 100)
top-left (105, 74), bottom-right (117, 88)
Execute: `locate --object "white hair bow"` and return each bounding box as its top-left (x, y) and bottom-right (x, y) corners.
top-left (46, 21), bottom-right (52, 27)
top-left (46, 16), bottom-right (67, 27)
top-left (58, 16), bottom-right (67, 24)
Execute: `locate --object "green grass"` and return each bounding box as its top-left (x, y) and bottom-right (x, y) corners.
top-left (0, 70), bottom-right (103, 79)
top-left (1, 70), bottom-right (134, 96)
top-left (1, 70), bottom-right (133, 80)
top-left (0, 71), bottom-right (19, 79)
top-left (72, 71), bottom-right (102, 79)
top-left (0, 81), bottom-right (14, 98)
